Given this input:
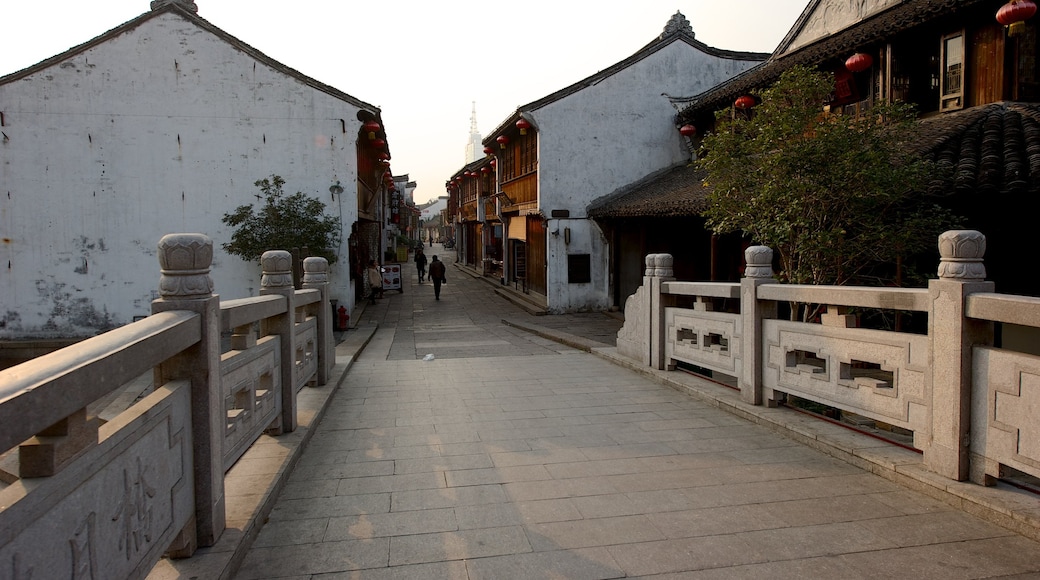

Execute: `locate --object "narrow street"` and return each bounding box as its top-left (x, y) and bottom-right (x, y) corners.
top-left (235, 246), bottom-right (1040, 579)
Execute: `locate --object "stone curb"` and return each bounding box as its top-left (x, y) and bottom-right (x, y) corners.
top-left (455, 262), bottom-right (548, 315)
top-left (147, 325), bottom-right (379, 580)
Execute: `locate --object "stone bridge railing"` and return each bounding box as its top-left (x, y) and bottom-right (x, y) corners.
top-left (618, 230), bottom-right (1040, 486)
top-left (0, 233), bottom-right (334, 579)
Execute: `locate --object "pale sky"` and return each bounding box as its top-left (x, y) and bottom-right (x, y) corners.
top-left (1, 1), bottom-right (808, 204)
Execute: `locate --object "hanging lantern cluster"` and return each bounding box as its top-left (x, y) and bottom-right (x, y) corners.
top-left (362, 120), bottom-right (381, 140)
top-left (997, 0), bottom-right (1037, 36)
top-left (845, 52), bottom-right (873, 73)
top-left (734, 95), bottom-right (756, 110)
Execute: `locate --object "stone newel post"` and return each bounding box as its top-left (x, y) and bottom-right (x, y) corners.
top-left (151, 233), bottom-right (225, 548)
top-left (261, 250), bottom-right (299, 434)
top-left (302, 257), bottom-right (333, 385)
top-left (649, 254), bottom-right (676, 370)
top-left (740, 246), bottom-right (777, 405)
top-left (927, 230), bottom-right (994, 480)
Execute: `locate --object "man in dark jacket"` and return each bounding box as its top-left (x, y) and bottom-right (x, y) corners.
top-left (415, 248), bottom-right (428, 283)
top-left (428, 256), bottom-right (446, 300)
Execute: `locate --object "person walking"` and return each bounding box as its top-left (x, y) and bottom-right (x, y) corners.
top-left (428, 255), bottom-right (446, 300)
top-left (415, 248), bottom-right (428, 283)
top-left (366, 260), bottom-right (383, 304)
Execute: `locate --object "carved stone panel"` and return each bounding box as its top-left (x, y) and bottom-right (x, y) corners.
top-left (617, 282), bottom-right (652, 365)
top-left (221, 336), bottom-right (282, 472)
top-left (294, 318), bottom-right (318, 391)
top-left (665, 307), bottom-right (743, 377)
top-left (0, 383), bottom-right (193, 580)
top-left (972, 347), bottom-right (1040, 481)
top-left (762, 320), bottom-right (929, 436)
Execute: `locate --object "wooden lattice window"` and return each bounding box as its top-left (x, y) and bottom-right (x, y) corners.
top-left (940, 30), bottom-right (965, 112)
top-left (519, 132), bottom-right (537, 176)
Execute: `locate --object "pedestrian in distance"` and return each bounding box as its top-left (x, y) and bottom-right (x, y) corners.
top-left (415, 248), bottom-right (428, 283)
top-left (428, 255), bottom-right (446, 300)
top-left (366, 260), bottom-right (383, 304)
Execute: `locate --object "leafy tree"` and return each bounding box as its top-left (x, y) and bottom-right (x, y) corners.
top-left (222, 175), bottom-right (342, 264)
top-left (698, 65), bottom-right (956, 292)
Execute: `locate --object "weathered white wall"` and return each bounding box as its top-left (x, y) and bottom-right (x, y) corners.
top-left (529, 40), bottom-right (761, 312)
top-left (0, 12), bottom-right (368, 339)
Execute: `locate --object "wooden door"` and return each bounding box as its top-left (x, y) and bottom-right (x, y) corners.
top-left (970, 25), bottom-right (1005, 106)
top-left (527, 217), bottom-right (547, 296)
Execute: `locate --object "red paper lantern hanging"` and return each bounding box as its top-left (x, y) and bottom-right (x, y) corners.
top-left (734, 95), bottom-right (756, 110)
top-left (362, 120), bottom-right (381, 139)
top-left (997, 0), bottom-right (1037, 36)
top-left (481, 166), bottom-right (491, 174)
top-left (483, 146), bottom-right (494, 156)
top-left (516, 118), bottom-right (532, 135)
top-left (372, 138), bottom-right (387, 150)
top-left (496, 135), bottom-right (510, 149)
top-left (845, 52), bottom-right (873, 73)
top-left (679, 124), bottom-right (697, 137)
top-left (377, 152), bottom-right (390, 161)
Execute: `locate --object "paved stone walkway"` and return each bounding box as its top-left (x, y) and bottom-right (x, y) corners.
top-left (235, 247), bottom-right (1040, 579)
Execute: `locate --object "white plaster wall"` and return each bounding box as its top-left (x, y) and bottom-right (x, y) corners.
top-left (0, 13), bottom-right (368, 339)
top-left (529, 40), bottom-right (760, 312)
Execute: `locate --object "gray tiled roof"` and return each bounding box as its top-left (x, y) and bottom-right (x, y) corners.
top-left (918, 102), bottom-right (1040, 196)
top-left (587, 163), bottom-right (709, 219)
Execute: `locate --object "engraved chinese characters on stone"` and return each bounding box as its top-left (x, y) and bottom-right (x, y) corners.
top-left (70, 512), bottom-right (98, 579)
top-left (111, 457), bottom-right (157, 560)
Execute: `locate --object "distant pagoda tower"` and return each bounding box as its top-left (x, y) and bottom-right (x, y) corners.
top-left (464, 102), bottom-right (483, 163)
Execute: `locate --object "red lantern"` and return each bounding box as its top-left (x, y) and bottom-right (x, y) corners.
top-left (490, 159), bottom-right (497, 167)
top-left (377, 152), bottom-right (390, 161)
top-left (481, 166), bottom-right (491, 174)
top-left (362, 120), bottom-right (381, 139)
top-left (516, 118), bottom-right (532, 135)
top-left (372, 138), bottom-right (386, 149)
top-left (497, 135), bottom-right (510, 149)
top-left (845, 52), bottom-right (873, 73)
top-left (734, 95), bottom-right (756, 110)
top-left (483, 146), bottom-right (494, 156)
top-left (679, 124), bottom-right (697, 137)
top-left (997, 0), bottom-right (1037, 36)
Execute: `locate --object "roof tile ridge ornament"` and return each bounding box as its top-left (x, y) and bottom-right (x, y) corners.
top-left (150, 0), bottom-right (199, 13)
top-left (661, 11), bottom-right (694, 39)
